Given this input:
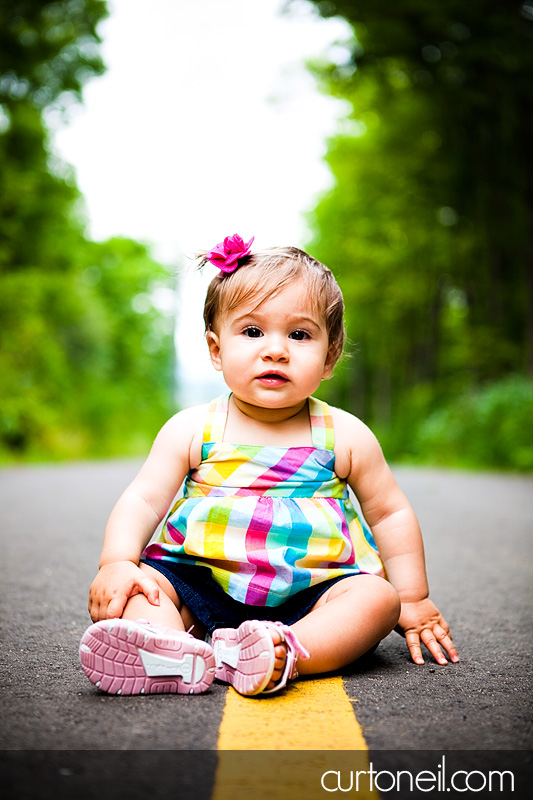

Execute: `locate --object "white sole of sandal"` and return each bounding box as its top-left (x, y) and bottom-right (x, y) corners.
top-left (212, 620), bottom-right (276, 696)
top-left (80, 618), bottom-right (216, 695)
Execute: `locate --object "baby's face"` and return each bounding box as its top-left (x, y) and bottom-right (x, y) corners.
top-left (207, 279), bottom-right (332, 411)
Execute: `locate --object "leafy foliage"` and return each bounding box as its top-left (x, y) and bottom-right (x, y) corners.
top-left (415, 376), bottom-right (533, 470)
top-left (0, 1), bottom-right (174, 460)
top-left (296, 0), bottom-right (533, 467)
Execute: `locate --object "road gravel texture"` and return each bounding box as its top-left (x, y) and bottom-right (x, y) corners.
top-left (0, 460), bottom-right (531, 796)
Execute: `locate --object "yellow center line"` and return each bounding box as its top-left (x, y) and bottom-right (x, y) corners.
top-left (212, 676), bottom-right (379, 800)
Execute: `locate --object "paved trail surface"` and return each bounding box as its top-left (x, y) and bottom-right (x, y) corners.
top-left (0, 461), bottom-right (531, 797)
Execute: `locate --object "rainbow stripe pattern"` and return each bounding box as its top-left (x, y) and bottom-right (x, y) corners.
top-left (142, 394), bottom-right (384, 607)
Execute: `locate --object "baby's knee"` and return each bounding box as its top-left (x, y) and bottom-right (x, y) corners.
top-left (379, 580), bottom-right (401, 627)
top-left (138, 562), bottom-right (180, 606)
top-left (360, 575), bottom-right (401, 632)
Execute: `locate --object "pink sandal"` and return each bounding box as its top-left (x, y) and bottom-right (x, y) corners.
top-left (212, 620), bottom-right (310, 696)
top-left (80, 618), bottom-right (216, 695)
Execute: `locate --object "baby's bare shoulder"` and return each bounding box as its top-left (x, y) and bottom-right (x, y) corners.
top-left (164, 403), bottom-right (210, 429)
top-left (330, 405), bottom-right (376, 442)
top-left (154, 403), bottom-right (210, 468)
top-left (330, 406), bottom-right (383, 479)
top-left (163, 403), bottom-right (209, 469)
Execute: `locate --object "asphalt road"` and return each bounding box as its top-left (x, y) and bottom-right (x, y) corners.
top-left (0, 460), bottom-right (531, 797)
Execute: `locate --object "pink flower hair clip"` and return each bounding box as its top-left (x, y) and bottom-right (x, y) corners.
top-left (205, 233), bottom-right (255, 274)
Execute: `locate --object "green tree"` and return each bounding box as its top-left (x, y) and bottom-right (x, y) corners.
top-left (0, 1), bottom-right (175, 460)
top-left (296, 0), bottom-right (533, 461)
top-left (0, 0), bottom-right (107, 272)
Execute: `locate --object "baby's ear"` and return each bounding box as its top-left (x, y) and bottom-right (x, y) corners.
top-left (206, 331), bottom-right (223, 371)
top-left (322, 347), bottom-right (337, 380)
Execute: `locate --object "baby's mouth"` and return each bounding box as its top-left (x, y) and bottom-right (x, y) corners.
top-left (257, 372), bottom-right (289, 384)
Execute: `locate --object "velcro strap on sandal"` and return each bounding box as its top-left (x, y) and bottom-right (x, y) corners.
top-left (273, 622), bottom-right (310, 660)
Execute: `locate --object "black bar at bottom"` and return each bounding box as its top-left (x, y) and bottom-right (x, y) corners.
top-left (1, 750), bottom-right (531, 800)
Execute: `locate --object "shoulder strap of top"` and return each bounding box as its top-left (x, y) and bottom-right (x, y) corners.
top-left (202, 393), bottom-right (230, 443)
top-left (203, 394), bottom-right (335, 448)
top-left (308, 396), bottom-right (335, 450)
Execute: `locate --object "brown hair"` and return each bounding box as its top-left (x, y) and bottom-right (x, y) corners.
top-left (202, 246), bottom-right (346, 367)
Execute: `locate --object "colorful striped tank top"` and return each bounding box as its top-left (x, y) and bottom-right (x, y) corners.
top-left (142, 394), bottom-right (384, 607)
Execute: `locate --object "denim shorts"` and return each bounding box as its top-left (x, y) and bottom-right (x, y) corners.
top-left (140, 558), bottom-right (358, 635)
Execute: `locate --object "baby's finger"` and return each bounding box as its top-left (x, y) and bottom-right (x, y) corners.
top-left (405, 630), bottom-right (425, 665)
top-left (106, 594), bottom-right (126, 620)
top-left (88, 594), bottom-right (106, 622)
top-left (88, 599), bottom-right (99, 622)
top-left (139, 578), bottom-right (160, 606)
top-left (420, 627), bottom-right (448, 665)
top-left (434, 624), bottom-right (460, 663)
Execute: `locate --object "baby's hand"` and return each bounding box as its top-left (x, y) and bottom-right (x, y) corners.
top-left (397, 598), bottom-right (459, 666)
top-left (88, 560), bottom-right (160, 622)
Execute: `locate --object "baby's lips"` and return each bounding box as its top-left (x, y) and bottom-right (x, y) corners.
top-left (258, 371), bottom-right (289, 380)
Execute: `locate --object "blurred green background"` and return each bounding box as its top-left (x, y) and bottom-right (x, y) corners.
top-left (1, 0), bottom-right (532, 469)
top-left (0, 0), bottom-right (175, 461)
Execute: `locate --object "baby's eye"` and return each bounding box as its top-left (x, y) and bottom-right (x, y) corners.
top-left (289, 330), bottom-right (311, 341)
top-left (243, 326), bottom-right (263, 338)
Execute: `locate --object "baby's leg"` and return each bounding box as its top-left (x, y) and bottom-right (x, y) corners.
top-left (122, 563), bottom-right (205, 639)
top-left (81, 564), bottom-right (214, 694)
top-left (259, 575), bottom-right (399, 690)
top-left (292, 575), bottom-right (400, 676)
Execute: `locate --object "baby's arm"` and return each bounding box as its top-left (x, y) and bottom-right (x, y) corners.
top-left (335, 409), bottom-right (459, 665)
top-left (88, 405), bottom-right (205, 622)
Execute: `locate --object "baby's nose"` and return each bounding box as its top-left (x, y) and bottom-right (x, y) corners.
top-left (261, 334), bottom-right (289, 360)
